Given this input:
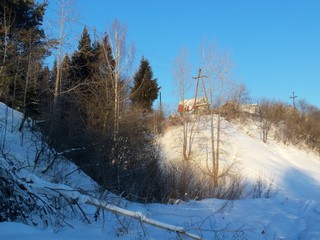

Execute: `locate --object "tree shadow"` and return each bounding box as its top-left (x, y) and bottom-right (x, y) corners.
top-left (281, 168), bottom-right (320, 200)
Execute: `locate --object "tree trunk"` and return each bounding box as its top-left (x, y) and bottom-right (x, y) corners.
top-left (53, 0), bottom-right (66, 111)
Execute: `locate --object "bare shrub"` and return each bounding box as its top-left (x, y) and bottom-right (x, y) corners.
top-left (248, 174), bottom-right (277, 199)
top-left (159, 159), bottom-right (247, 202)
top-left (164, 114), bottom-right (183, 128)
top-left (256, 99), bottom-right (320, 153)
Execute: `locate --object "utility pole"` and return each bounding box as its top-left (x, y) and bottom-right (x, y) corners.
top-left (290, 91), bottom-right (297, 109)
top-left (192, 68), bottom-right (208, 111)
top-left (159, 91), bottom-right (162, 116)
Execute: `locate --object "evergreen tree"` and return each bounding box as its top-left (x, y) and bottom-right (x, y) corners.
top-left (0, 0), bottom-right (48, 112)
top-left (86, 35), bottom-right (116, 130)
top-left (130, 57), bottom-right (160, 111)
top-left (101, 35), bottom-right (116, 73)
top-left (70, 27), bottom-right (94, 84)
top-left (60, 54), bottom-right (72, 92)
top-left (36, 65), bottom-right (51, 116)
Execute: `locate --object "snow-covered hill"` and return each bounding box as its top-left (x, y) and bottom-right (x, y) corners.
top-left (1, 103), bottom-right (320, 239)
top-left (160, 116), bottom-right (320, 201)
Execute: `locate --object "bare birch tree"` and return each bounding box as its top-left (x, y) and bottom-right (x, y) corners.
top-left (48, 0), bottom-right (77, 110)
top-left (105, 20), bottom-right (135, 189)
top-left (174, 48), bottom-right (196, 160)
top-left (107, 19), bottom-right (135, 145)
top-left (201, 44), bottom-right (234, 187)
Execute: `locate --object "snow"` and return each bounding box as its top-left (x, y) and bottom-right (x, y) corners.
top-left (1, 102), bottom-right (320, 239)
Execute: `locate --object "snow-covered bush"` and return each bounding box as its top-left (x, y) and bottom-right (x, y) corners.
top-left (0, 166), bottom-right (49, 226)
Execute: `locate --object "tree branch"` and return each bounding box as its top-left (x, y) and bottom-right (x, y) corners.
top-left (20, 174), bottom-right (203, 240)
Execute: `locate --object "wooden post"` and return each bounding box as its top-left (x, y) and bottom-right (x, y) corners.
top-left (290, 91), bottom-right (297, 109)
top-left (192, 68), bottom-right (208, 111)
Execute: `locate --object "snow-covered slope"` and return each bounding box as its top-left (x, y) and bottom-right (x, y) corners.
top-left (228, 121), bottom-right (320, 201)
top-left (160, 116), bottom-right (320, 201)
top-left (159, 116), bottom-right (320, 239)
top-left (0, 102), bottom-right (98, 191)
top-left (1, 104), bottom-right (320, 240)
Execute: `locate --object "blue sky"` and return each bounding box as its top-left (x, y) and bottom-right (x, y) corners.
top-left (44, 0), bottom-right (320, 111)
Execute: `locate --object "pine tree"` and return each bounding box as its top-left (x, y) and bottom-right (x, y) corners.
top-left (130, 57), bottom-right (160, 111)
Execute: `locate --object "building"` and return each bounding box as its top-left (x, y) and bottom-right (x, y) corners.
top-left (177, 97), bottom-right (209, 113)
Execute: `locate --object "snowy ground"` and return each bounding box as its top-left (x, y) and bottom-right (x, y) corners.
top-left (1, 103), bottom-right (320, 239)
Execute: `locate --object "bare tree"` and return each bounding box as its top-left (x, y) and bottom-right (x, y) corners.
top-left (174, 48), bottom-right (196, 161)
top-left (107, 19), bottom-right (135, 145)
top-left (201, 43), bottom-right (235, 187)
top-left (257, 100), bottom-right (272, 143)
top-left (48, 0), bottom-right (78, 111)
top-left (104, 20), bottom-right (135, 190)
top-left (0, 3), bottom-right (13, 78)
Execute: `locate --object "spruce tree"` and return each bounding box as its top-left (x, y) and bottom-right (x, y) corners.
top-left (70, 27), bottom-right (94, 84)
top-left (60, 54), bottom-right (72, 91)
top-left (130, 57), bottom-right (160, 111)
